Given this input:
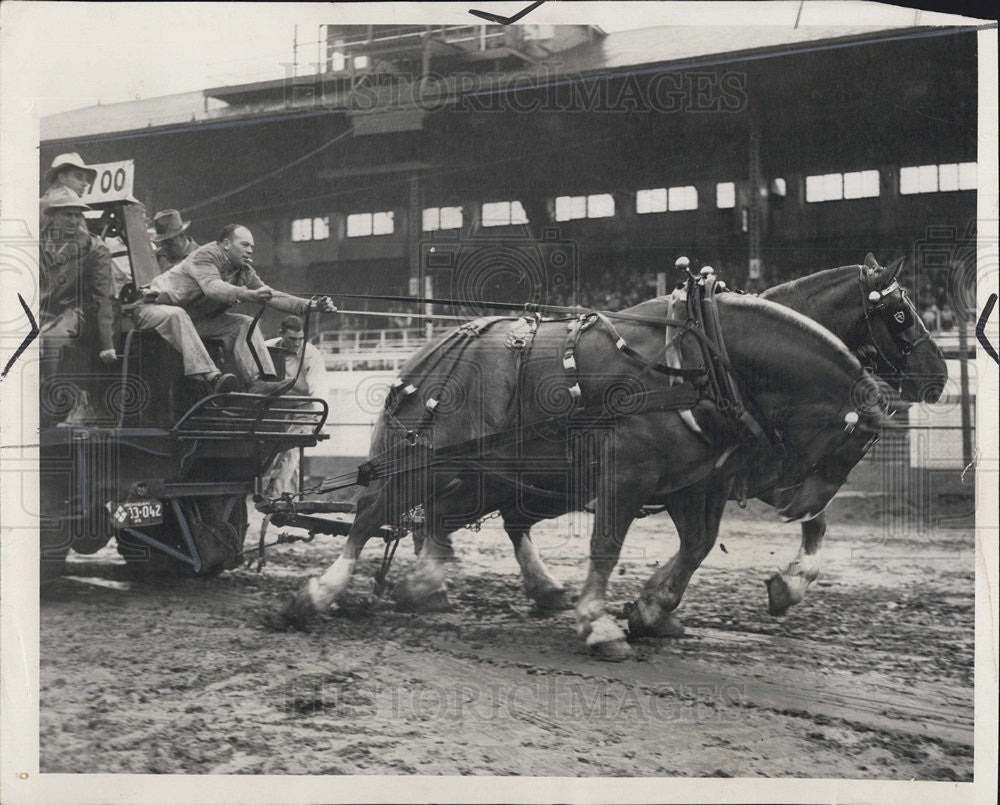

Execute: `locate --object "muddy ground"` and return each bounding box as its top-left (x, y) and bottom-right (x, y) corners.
top-left (40, 496), bottom-right (974, 779)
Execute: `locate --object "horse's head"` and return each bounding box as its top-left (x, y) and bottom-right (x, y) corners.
top-left (857, 253), bottom-right (947, 403)
top-left (770, 372), bottom-right (902, 523)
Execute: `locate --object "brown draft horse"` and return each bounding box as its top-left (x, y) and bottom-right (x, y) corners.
top-left (284, 288), bottom-right (900, 659)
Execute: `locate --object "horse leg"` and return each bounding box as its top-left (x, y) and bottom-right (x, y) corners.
top-left (391, 482), bottom-right (474, 611)
top-left (575, 473), bottom-right (646, 661)
top-left (277, 485), bottom-right (389, 628)
top-left (627, 476), bottom-right (733, 638)
top-left (504, 512), bottom-right (572, 611)
top-left (392, 529), bottom-right (456, 611)
top-left (766, 513), bottom-right (826, 616)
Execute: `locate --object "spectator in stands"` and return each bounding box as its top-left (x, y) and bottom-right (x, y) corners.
top-left (151, 209), bottom-right (199, 271)
top-left (131, 223), bottom-right (337, 396)
top-left (38, 188), bottom-right (117, 426)
top-left (919, 300), bottom-right (938, 331)
top-left (262, 315), bottom-right (329, 497)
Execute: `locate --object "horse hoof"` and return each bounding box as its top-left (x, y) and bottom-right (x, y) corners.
top-left (393, 582), bottom-right (452, 613)
top-left (531, 588), bottom-right (574, 612)
top-left (263, 590), bottom-right (317, 632)
top-left (590, 639), bottom-right (634, 662)
top-left (627, 606), bottom-right (686, 638)
top-left (765, 574), bottom-right (802, 616)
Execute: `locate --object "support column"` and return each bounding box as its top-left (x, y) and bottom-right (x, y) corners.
top-left (747, 121), bottom-right (764, 292)
top-left (409, 172), bottom-right (422, 293)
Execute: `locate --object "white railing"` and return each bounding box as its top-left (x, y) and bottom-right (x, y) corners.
top-left (313, 327), bottom-right (444, 371)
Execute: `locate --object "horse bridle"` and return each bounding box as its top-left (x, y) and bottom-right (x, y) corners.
top-left (857, 267), bottom-right (931, 387)
top-left (772, 393), bottom-right (882, 497)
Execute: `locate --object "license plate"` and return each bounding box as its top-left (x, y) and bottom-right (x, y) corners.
top-left (108, 498), bottom-right (163, 528)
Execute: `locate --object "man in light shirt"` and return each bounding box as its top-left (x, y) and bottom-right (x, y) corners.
top-left (261, 316), bottom-right (329, 497)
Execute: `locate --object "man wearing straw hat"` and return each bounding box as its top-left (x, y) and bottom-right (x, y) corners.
top-left (39, 152), bottom-right (98, 229)
top-left (38, 187), bottom-right (117, 426)
top-left (43, 152), bottom-right (97, 197)
top-left (151, 209), bottom-right (199, 272)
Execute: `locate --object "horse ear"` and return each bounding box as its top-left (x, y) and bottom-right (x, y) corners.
top-left (886, 255), bottom-right (905, 281)
top-left (863, 253), bottom-right (880, 272)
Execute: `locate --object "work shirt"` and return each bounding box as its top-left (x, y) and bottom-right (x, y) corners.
top-left (39, 223), bottom-right (115, 352)
top-left (265, 336), bottom-right (328, 398)
top-left (155, 236), bottom-right (199, 273)
top-left (147, 241), bottom-right (311, 320)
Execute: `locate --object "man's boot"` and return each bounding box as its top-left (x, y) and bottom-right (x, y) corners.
top-left (248, 377), bottom-right (293, 396)
top-left (56, 389), bottom-right (99, 428)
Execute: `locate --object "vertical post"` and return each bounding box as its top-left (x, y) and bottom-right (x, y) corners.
top-left (656, 272), bottom-right (667, 297)
top-left (747, 121), bottom-right (763, 291)
top-left (409, 172), bottom-right (425, 337)
top-left (318, 24), bottom-right (324, 74)
top-left (958, 321), bottom-right (973, 467)
top-left (424, 275), bottom-right (434, 342)
top-left (420, 33), bottom-right (431, 94)
top-left (298, 446), bottom-right (305, 497)
top-left (293, 25), bottom-right (298, 79)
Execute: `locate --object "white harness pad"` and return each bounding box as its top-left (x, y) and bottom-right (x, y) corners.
top-left (662, 287), bottom-right (704, 437)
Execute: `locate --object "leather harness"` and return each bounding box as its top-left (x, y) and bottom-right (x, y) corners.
top-left (359, 273), bottom-right (775, 490)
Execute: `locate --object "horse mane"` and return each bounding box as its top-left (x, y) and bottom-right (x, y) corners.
top-left (625, 292), bottom-right (862, 377)
top-left (768, 264), bottom-right (860, 297)
top-left (721, 292), bottom-right (863, 374)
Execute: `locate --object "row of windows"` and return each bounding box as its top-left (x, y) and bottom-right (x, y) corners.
top-left (289, 162), bottom-right (979, 239)
top-left (805, 170), bottom-right (880, 202)
top-left (804, 163), bottom-right (978, 203)
top-left (900, 162), bottom-right (977, 194)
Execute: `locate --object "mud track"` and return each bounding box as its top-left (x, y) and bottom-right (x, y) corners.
top-left (40, 501), bottom-right (974, 778)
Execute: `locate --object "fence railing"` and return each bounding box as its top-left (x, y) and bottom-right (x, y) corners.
top-left (313, 327), bottom-right (447, 371)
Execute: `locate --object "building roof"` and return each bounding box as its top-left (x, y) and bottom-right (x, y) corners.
top-left (42, 91), bottom-right (227, 143)
top-left (529, 24), bottom-right (922, 75)
top-left (41, 23), bottom-right (957, 142)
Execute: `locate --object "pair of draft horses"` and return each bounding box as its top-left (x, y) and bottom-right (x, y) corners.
top-left (282, 256), bottom-right (947, 660)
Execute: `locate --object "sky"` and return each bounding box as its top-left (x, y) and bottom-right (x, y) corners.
top-left (4, 1), bottom-right (980, 120)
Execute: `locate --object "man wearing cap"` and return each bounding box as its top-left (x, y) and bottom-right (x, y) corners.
top-left (262, 315), bottom-right (329, 496)
top-left (151, 209), bottom-right (199, 272)
top-left (132, 223), bottom-right (336, 394)
top-left (38, 188), bottom-right (117, 426)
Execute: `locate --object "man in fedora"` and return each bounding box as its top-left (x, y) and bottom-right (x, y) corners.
top-left (38, 187), bottom-right (117, 426)
top-left (151, 209), bottom-right (199, 272)
top-left (132, 223), bottom-right (336, 395)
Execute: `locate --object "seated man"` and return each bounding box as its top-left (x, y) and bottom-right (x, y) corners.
top-left (38, 188), bottom-right (117, 425)
top-left (261, 316), bottom-right (329, 497)
top-left (132, 223), bottom-right (336, 395)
